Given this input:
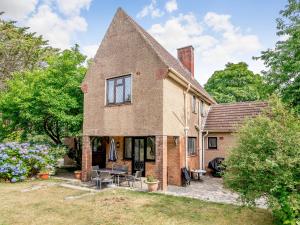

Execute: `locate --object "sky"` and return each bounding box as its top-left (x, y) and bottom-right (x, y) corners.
top-left (0, 0), bottom-right (287, 84)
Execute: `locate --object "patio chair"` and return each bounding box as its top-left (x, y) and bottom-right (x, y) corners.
top-left (99, 171), bottom-right (114, 189)
top-left (126, 171), bottom-right (142, 189)
top-left (181, 167), bottom-right (191, 186)
top-left (91, 171), bottom-right (113, 189)
top-left (91, 169), bottom-right (100, 187)
top-left (92, 165), bottom-right (99, 170)
top-left (118, 165), bottom-right (129, 185)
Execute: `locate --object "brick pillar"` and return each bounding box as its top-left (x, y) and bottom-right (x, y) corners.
top-left (155, 135), bottom-right (167, 191)
top-left (81, 135), bottom-right (92, 182)
top-left (178, 136), bottom-right (185, 185)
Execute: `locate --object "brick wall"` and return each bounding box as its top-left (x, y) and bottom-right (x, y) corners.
top-left (82, 136), bottom-right (92, 181)
top-left (167, 136), bottom-right (181, 186)
top-left (155, 135), bottom-right (167, 191)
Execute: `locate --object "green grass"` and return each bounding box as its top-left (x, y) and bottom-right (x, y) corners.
top-left (0, 180), bottom-right (274, 225)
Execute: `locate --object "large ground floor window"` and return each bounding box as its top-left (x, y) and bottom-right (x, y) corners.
top-left (124, 136), bottom-right (155, 161)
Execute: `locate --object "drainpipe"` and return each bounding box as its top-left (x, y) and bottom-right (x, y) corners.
top-left (202, 131), bottom-right (209, 170)
top-left (198, 102), bottom-right (201, 170)
top-left (184, 83), bottom-right (191, 168)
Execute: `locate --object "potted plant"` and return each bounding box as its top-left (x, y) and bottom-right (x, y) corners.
top-left (38, 169), bottom-right (50, 180)
top-left (74, 170), bottom-right (82, 180)
top-left (144, 175), bottom-right (159, 192)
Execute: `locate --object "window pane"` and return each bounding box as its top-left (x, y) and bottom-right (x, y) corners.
top-left (140, 139), bottom-right (144, 161)
top-left (208, 137), bottom-right (217, 149)
top-left (116, 78), bottom-right (123, 85)
top-left (192, 96), bottom-right (196, 112)
top-left (146, 137), bottom-right (155, 160)
top-left (134, 139), bottom-right (139, 161)
top-left (200, 101), bottom-right (204, 115)
top-left (124, 138), bottom-right (132, 159)
top-left (107, 80), bottom-right (114, 103)
top-left (116, 85), bottom-right (124, 103)
top-left (124, 76), bottom-right (131, 102)
top-left (188, 138), bottom-right (196, 155)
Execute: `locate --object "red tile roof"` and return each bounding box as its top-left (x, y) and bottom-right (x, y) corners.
top-left (203, 101), bottom-right (268, 132)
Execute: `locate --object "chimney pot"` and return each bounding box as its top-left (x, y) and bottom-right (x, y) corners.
top-left (177, 46), bottom-right (194, 77)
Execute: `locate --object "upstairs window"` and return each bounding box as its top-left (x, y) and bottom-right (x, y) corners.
top-left (107, 75), bottom-right (131, 105)
top-left (192, 95), bottom-right (196, 113)
top-left (200, 100), bottom-right (204, 116)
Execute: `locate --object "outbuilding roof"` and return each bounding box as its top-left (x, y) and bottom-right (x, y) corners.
top-left (203, 101), bottom-right (268, 132)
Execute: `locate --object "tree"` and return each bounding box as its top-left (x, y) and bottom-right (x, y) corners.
top-left (204, 62), bottom-right (267, 103)
top-left (0, 13), bottom-right (57, 89)
top-left (0, 45), bottom-right (86, 144)
top-left (224, 96), bottom-right (300, 225)
top-left (256, 0), bottom-right (300, 113)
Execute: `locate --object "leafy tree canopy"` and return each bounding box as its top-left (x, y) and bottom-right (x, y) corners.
top-left (0, 45), bottom-right (86, 144)
top-left (224, 96), bottom-right (300, 225)
top-left (204, 62), bottom-right (267, 103)
top-left (256, 0), bottom-right (300, 113)
top-left (0, 13), bottom-right (57, 89)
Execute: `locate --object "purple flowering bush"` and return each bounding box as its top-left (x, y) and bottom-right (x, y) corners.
top-left (0, 142), bottom-right (66, 182)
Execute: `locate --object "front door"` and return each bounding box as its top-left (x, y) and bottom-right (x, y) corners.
top-left (132, 138), bottom-right (145, 176)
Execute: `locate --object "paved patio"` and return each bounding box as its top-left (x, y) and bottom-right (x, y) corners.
top-left (167, 176), bottom-right (239, 204)
top-left (53, 169), bottom-right (266, 208)
top-left (166, 176), bottom-right (267, 208)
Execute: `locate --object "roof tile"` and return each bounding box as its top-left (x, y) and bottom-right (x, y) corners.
top-left (203, 101), bottom-right (268, 132)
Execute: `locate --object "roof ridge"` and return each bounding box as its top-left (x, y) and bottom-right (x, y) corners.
top-left (213, 101), bottom-right (268, 106)
top-left (118, 8), bottom-right (215, 103)
top-left (119, 8), bottom-right (169, 70)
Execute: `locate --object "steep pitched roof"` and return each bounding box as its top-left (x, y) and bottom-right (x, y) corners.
top-left (203, 101), bottom-right (268, 132)
top-left (117, 8), bottom-right (215, 104)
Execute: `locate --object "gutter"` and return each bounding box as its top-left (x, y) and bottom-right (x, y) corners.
top-left (167, 68), bottom-right (216, 105)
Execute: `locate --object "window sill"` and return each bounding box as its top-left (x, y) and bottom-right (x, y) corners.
top-left (106, 102), bottom-right (132, 107)
top-left (187, 154), bottom-right (197, 157)
top-left (206, 148), bottom-right (218, 151)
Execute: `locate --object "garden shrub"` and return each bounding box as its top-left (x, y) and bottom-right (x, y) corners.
top-left (0, 142), bottom-right (66, 182)
top-left (223, 97), bottom-right (300, 225)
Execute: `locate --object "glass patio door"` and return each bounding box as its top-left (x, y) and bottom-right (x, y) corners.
top-left (132, 138), bottom-right (145, 176)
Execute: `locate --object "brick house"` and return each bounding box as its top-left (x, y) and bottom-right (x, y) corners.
top-left (81, 8), bottom-right (267, 190)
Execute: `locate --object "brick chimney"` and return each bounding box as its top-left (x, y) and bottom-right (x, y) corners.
top-left (177, 46), bottom-right (194, 77)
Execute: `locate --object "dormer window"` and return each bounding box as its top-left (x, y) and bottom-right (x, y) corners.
top-left (107, 75), bottom-right (131, 105)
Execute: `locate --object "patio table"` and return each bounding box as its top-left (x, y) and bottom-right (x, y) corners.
top-left (97, 169), bottom-right (126, 186)
top-left (190, 169), bottom-right (206, 181)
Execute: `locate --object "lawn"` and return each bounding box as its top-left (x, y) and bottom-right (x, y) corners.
top-left (0, 180), bottom-right (274, 225)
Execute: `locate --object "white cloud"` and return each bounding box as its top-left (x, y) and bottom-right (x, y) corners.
top-left (165, 0), bottom-right (178, 13)
top-left (25, 4), bottom-right (87, 49)
top-left (204, 12), bottom-right (235, 33)
top-left (137, 0), bottom-right (164, 18)
top-left (82, 44), bottom-right (99, 59)
top-left (0, 0), bottom-right (38, 20)
top-left (1, 0), bottom-right (92, 50)
top-left (55, 0), bottom-right (91, 16)
top-left (148, 12), bottom-right (264, 84)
